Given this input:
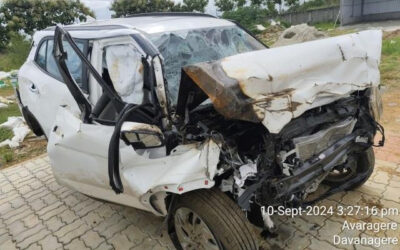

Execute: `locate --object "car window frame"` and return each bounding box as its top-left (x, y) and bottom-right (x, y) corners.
top-left (33, 36), bottom-right (90, 93)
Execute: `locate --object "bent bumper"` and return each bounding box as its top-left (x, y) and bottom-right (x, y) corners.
top-left (270, 132), bottom-right (362, 203)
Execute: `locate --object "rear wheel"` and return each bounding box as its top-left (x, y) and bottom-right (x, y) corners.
top-left (323, 147), bottom-right (375, 190)
top-left (168, 188), bottom-right (258, 250)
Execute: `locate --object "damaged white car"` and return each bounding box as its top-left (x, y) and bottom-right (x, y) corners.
top-left (17, 13), bottom-right (384, 249)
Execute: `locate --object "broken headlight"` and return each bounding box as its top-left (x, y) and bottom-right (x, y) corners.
top-left (369, 86), bottom-right (383, 121)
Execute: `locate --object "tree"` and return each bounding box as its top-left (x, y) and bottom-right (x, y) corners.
top-left (215, 0), bottom-right (234, 12)
top-left (0, 0), bottom-right (94, 49)
top-left (0, 14), bottom-right (8, 49)
top-left (285, 0), bottom-right (299, 8)
top-left (0, 0), bottom-right (94, 35)
top-left (182, 0), bottom-right (209, 12)
top-left (250, 0), bottom-right (263, 6)
top-left (265, 0), bottom-right (278, 14)
top-left (215, 0), bottom-right (246, 12)
top-left (111, 0), bottom-right (178, 17)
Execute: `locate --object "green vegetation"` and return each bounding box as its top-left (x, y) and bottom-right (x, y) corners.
top-left (380, 34), bottom-right (400, 88)
top-left (0, 103), bottom-right (20, 124)
top-left (287, 0), bottom-right (339, 12)
top-left (0, 33), bottom-right (31, 71)
top-left (314, 22), bottom-right (337, 31)
top-left (0, 82), bottom-right (21, 167)
top-left (223, 7), bottom-right (272, 34)
top-left (382, 36), bottom-right (400, 56)
top-left (0, 128), bottom-right (13, 142)
top-left (0, 0), bottom-right (94, 50)
top-left (312, 21), bottom-right (355, 37)
top-left (0, 82), bottom-right (21, 126)
top-left (110, 0), bottom-right (209, 17)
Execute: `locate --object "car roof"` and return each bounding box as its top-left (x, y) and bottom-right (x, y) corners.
top-left (37, 13), bottom-right (235, 40)
top-left (82, 14), bottom-right (233, 34)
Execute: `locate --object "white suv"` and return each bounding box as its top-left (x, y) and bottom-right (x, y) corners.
top-left (17, 13), bottom-right (384, 249)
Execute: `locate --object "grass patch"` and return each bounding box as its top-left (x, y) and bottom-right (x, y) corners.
top-left (380, 33), bottom-right (400, 89)
top-left (382, 36), bottom-right (400, 56)
top-left (0, 147), bottom-right (14, 164)
top-left (0, 81), bottom-right (16, 97)
top-left (313, 22), bottom-right (356, 37)
top-left (0, 103), bottom-right (21, 124)
top-left (0, 100), bottom-right (21, 168)
top-left (0, 34), bottom-right (31, 72)
top-left (0, 127), bottom-right (13, 141)
top-left (314, 22), bottom-right (338, 31)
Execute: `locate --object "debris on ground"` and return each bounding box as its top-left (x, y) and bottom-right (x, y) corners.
top-left (256, 24), bottom-right (267, 31)
top-left (0, 96), bottom-right (14, 104)
top-left (0, 103), bottom-right (8, 109)
top-left (257, 24), bottom-right (285, 46)
top-left (270, 19), bottom-right (280, 26)
top-left (383, 29), bottom-right (400, 39)
top-left (0, 117), bottom-right (31, 148)
top-left (273, 24), bottom-right (327, 47)
top-left (0, 72), bottom-right (11, 80)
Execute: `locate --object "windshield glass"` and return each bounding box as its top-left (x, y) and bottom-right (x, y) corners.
top-left (149, 25), bottom-right (265, 104)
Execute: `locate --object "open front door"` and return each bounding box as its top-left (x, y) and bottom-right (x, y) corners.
top-left (47, 26), bottom-right (165, 209)
top-left (47, 26), bottom-right (219, 215)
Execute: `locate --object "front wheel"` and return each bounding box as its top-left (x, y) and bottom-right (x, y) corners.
top-left (168, 188), bottom-right (259, 250)
top-left (323, 147), bottom-right (375, 190)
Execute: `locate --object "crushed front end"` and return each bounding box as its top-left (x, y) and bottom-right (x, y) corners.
top-left (173, 30), bottom-right (384, 228)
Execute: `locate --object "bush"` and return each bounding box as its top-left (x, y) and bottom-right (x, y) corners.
top-left (0, 32), bottom-right (31, 71)
top-left (0, 0), bottom-right (94, 50)
top-left (222, 7), bottom-right (271, 33)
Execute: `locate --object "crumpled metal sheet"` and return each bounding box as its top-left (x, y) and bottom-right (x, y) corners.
top-left (183, 30), bottom-right (382, 133)
top-left (293, 117), bottom-right (357, 161)
top-left (48, 106), bottom-right (221, 213)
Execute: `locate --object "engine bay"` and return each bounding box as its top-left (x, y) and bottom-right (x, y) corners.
top-left (170, 90), bottom-right (383, 226)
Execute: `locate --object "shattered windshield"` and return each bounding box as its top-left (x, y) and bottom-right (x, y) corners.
top-left (149, 25), bottom-right (265, 104)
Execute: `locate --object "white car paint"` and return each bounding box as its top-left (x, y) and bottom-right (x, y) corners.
top-left (18, 60), bottom-right (81, 137)
top-left (47, 106), bottom-right (220, 215)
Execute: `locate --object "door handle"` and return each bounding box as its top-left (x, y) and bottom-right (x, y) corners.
top-left (29, 82), bottom-right (39, 94)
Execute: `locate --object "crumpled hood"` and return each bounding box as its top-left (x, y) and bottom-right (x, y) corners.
top-left (180, 30), bottom-right (382, 134)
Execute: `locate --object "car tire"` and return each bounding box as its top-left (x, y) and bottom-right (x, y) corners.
top-left (168, 188), bottom-right (259, 250)
top-left (21, 106), bottom-right (45, 137)
top-left (323, 147), bottom-right (375, 190)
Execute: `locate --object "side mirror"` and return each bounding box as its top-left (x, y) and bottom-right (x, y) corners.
top-left (120, 122), bottom-right (164, 149)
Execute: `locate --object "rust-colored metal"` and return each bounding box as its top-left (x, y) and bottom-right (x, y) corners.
top-left (183, 62), bottom-right (261, 123)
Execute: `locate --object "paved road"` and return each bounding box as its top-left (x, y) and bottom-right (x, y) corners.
top-left (0, 155), bottom-right (399, 250)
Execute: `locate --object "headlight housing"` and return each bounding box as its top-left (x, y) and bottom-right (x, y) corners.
top-left (369, 86), bottom-right (383, 121)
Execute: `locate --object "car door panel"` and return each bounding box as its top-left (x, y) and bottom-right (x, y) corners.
top-left (18, 61), bottom-right (80, 136)
top-left (47, 106), bottom-right (149, 210)
top-left (48, 106), bottom-right (219, 214)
